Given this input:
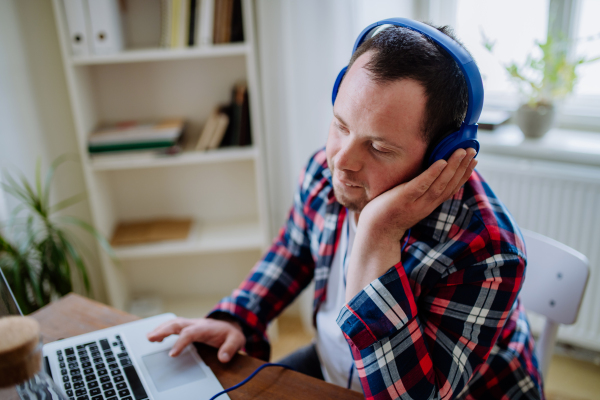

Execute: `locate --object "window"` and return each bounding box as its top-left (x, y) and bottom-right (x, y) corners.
top-left (454, 0), bottom-right (549, 105)
top-left (450, 0), bottom-right (600, 129)
top-left (572, 0), bottom-right (600, 97)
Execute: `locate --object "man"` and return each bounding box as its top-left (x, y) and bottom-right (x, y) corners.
top-left (148, 24), bottom-right (543, 399)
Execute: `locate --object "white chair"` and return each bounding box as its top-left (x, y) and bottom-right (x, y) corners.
top-left (519, 229), bottom-right (590, 378)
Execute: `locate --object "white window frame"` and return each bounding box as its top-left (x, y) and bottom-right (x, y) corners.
top-left (419, 0), bottom-right (600, 131)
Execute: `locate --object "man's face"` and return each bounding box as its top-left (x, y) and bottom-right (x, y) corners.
top-left (326, 52), bottom-right (429, 213)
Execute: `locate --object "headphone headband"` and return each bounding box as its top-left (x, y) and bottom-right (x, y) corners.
top-left (350, 18), bottom-right (484, 125)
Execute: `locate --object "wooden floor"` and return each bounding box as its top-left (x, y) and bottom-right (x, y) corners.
top-left (271, 316), bottom-right (600, 400)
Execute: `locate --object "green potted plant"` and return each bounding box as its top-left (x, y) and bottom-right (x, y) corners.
top-left (483, 31), bottom-right (598, 138)
top-left (0, 156), bottom-right (113, 314)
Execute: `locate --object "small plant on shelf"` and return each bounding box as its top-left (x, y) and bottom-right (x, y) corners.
top-left (482, 29), bottom-right (599, 137)
top-left (0, 156), bottom-right (113, 314)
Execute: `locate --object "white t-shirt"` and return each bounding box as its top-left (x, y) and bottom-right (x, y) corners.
top-left (315, 210), bottom-right (362, 392)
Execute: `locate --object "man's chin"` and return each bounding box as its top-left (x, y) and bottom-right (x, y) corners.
top-left (332, 186), bottom-right (367, 212)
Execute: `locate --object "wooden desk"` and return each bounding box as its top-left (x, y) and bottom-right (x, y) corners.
top-left (1, 294), bottom-right (363, 400)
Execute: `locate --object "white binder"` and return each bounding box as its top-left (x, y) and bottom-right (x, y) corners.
top-left (87, 0), bottom-right (124, 55)
top-left (62, 0), bottom-right (91, 55)
top-left (197, 0), bottom-right (214, 46)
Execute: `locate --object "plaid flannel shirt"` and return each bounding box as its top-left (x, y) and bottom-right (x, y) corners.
top-left (210, 148), bottom-right (544, 399)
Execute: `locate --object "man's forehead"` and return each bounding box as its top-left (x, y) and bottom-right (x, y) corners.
top-left (335, 61), bottom-right (428, 147)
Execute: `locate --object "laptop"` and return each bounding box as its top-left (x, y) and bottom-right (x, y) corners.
top-left (0, 269), bottom-right (229, 400)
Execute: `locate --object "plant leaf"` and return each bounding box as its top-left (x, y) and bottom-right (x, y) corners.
top-left (58, 216), bottom-right (116, 259)
top-left (42, 154), bottom-right (75, 211)
top-left (57, 230), bottom-right (90, 294)
top-left (35, 158), bottom-right (42, 202)
top-left (50, 192), bottom-right (87, 214)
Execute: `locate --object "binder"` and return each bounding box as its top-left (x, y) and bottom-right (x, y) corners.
top-left (62, 0), bottom-right (91, 56)
top-left (87, 0), bottom-right (124, 55)
top-left (197, 0), bottom-right (214, 46)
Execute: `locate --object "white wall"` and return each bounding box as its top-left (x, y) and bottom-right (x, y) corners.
top-left (0, 0), bottom-right (106, 303)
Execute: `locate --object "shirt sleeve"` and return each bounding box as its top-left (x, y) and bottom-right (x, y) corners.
top-left (337, 230), bottom-right (525, 399)
top-left (208, 171), bottom-right (317, 361)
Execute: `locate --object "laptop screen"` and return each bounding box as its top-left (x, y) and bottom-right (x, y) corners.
top-left (0, 268), bottom-right (23, 316)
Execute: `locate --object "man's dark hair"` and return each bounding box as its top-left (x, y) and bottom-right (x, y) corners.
top-left (347, 24), bottom-right (470, 153)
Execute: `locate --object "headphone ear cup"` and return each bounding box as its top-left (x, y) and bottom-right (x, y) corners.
top-left (427, 127), bottom-right (480, 167)
top-left (332, 66), bottom-right (348, 105)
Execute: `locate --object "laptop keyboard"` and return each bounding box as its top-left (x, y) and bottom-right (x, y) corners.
top-left (57, 334), bottom-right (148, 400)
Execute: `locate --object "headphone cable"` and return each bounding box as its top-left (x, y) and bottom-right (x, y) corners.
top-left (209, 362), bottom-right (295, 400)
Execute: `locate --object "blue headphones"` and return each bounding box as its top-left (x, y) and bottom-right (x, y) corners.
top-left (332, 18), bottom-right (483, 167)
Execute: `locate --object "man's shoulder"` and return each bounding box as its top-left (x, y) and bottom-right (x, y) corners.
top-left (297, 147), bottom-right (333, 200)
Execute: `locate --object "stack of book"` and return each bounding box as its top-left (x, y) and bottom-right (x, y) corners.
top-left (195, 82), bottom-right (251, 151)
top-left (160, 0), bottom-right (244, 48)
top-left (88, 118), bottom-right (185, 154)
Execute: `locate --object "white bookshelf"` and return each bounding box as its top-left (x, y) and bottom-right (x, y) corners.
top-left (51, 0), bottom-right (270, 316)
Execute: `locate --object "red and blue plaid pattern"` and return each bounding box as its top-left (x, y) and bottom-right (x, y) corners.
top-left (210, 148), bottom-right (544, 399)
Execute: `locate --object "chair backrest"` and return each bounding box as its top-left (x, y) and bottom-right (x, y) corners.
top-left (520, 229), bottom-right (589, 325)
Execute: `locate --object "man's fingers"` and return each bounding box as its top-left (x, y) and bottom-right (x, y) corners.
top-left (404, 159), bottom-right (447, 202)
top-left (147, 318), bottom-right (192, 342)
top-left (217, 331), bottom-right (245, 363)
top-left (453, 158), bottom-right (478, 194)
top-left (418, 149), bottom-right (467, 203)
top-left (443, 148), bottom-right (476, 197)
top-left (168, 326), bottom-right (198, 357)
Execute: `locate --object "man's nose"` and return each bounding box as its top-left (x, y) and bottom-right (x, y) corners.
top-left (335, 139), bottom-right (362, 172)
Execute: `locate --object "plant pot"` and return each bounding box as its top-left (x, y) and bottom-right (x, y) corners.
top-left (515, 103), bottom-right (557, 139)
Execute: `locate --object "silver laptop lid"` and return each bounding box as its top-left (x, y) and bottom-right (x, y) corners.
top-left (0, 267), bottom-right (23, 316)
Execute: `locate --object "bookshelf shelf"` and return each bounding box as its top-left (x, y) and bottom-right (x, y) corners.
top-left (71, 43), bottom-right (249, 66)
top-left (90, 146), bottom-right (258, 171)
top-left (114, 218), bottom-right (263, 260)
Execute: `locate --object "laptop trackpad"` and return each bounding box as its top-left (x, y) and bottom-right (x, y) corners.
top-left (142, 349), bottom-right (207, 392)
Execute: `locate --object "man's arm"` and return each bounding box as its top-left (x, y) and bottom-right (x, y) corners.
top-left (338, 149), bottom-right (528, 399)
top-left (345, 149), bottom-right (476, 303)
top-left (339, 247), bottom-right (525, 399)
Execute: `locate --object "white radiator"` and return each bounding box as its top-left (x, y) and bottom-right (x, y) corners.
top-left (476, 153), bottom-right (600, 352)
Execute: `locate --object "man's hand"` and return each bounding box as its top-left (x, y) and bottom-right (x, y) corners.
top-left (345, 148), bottom-right (477, 302)
top-left (146, 317), bottom-right (246, 363)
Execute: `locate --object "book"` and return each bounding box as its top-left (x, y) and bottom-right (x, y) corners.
top-left (222, 0), bottom-right (233, 43)
top-left (230, 0), bottom-right (244, 42)
top-left (196, 109), bottom-right (220, 151)
top-left (159, 0), bottom-right (172, 48)
top-left (207, 112), bottom-right (230, 149)
top-left (188, 0), bottom-right (198, 46)
top-left (239, 86), bottom-right (251, 146)
top-left (219, 82), bottom-right (249, 147)
top-left (111, 218), bottom-right (193, 246)
top-left (170, 0), bottom-right (180, 48)
top-left (196, 107), bottom-right (230, 150)
top-left (178, 0), bottom-right (190, 48)
top-left (88, 118), bottom-right (185, 153)
top-left (229, 82), bottom-right (244, 146)
top-left (213, 0), bottom-right (223, 44)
